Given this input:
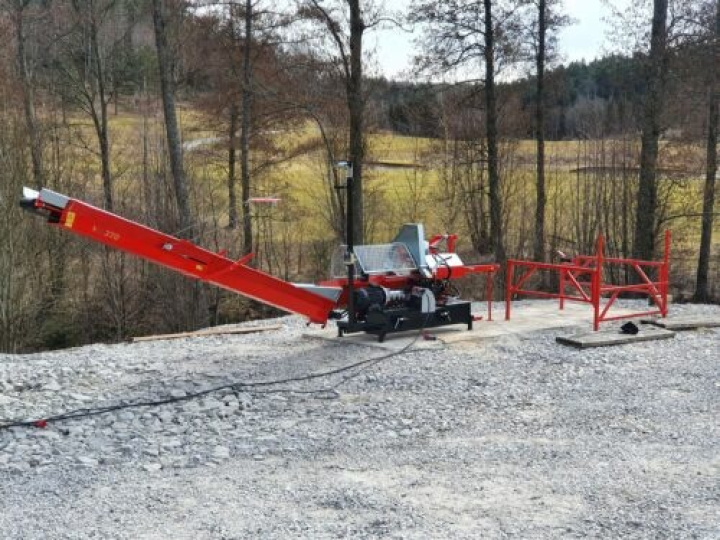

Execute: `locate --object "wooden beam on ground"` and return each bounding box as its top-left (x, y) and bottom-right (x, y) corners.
top-left (556, 325), bottom-right (675, 349)
top-left (641, 316), bottom-right (720, 331)
top-left (132, 324), bottom-right (282, 343)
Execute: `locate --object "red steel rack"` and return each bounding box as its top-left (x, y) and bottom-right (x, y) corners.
top-left (505, 231), bottom-right (671, 330)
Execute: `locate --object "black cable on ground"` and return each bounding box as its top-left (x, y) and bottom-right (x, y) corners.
top-left (0, 319), bottom-right (430, 432)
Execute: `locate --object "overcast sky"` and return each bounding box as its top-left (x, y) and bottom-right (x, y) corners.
top-left (371, 0), bottom-right (629, 80)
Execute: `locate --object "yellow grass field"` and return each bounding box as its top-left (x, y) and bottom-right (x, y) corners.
top-left (62, 107), bottom-right (716, 286)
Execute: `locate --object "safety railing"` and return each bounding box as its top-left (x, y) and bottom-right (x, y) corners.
top-left (505, 231), bottom-right (671, 330)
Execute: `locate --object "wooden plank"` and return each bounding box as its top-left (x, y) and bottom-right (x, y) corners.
top-left (556, 325), bottom-right (675, 349)
top-left (641, 316), bottom-right (720, 331)
top-left (132, 324), bottom-right (282, 343)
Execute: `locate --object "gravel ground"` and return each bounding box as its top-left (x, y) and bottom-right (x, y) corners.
top-left (1, 301), bottom-right (719, 539)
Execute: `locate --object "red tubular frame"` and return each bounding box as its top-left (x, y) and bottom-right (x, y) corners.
top-left (505, 231), bottom-right (671, 330)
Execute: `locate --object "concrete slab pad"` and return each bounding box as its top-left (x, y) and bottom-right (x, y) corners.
top-left (556, 325), bottom-right (675, 349)
top-left (641, 316), bottom-right (720, 331)
top-left (303, 301), bottom-right (640, 350)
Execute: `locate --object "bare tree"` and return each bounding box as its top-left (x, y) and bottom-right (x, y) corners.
top-left (300, 0), bottom-right (366, 245)
top-left (0, 117), bottom-right (33, 351)
top-left (412, 0), bottom-right (524, 263)
top-left (533, 0), bottom-right (547, 264)
top-left (152, 0), bottom-right (194, 236)
top-left (53, 0), bottom-right (127, 210)
top-left (275, 49), bottom-right (350, 240)
top-left (521, 0), bottom-right (567, 265)
top-left (695, 0), bottom-right (719, 301)
top-left (484, 0), bottom-right (505, 264)
top-left (5, 0), bottom-right (44, 188)
top-left (633, 0), bottom-right (669, 261)
top-left (192, 0), bottom-right (300, 257)
top-left (240, 0), bottom-right (254, 254)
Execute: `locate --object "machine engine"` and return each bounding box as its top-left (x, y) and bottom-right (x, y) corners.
top-left (324, 225), bottom-right (496, 341)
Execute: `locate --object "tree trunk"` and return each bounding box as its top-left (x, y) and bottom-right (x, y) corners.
top-left (347, 0), bottom-right (365, 245)
top-left (695, 0), bottom-right (720, 302)
top-left (152, 0), bottom-right (194, 237)
top-left (90, 16), bottom-right (113, 210)
top-left (141, 88), bottom-right (154, 224)
top-left (228, 102), bottom-right (238, 229)
top-left (483, 0), bottom-right (505, 264)
top-left (533, 0), bottom-right (546, 264)
top-left (14, 2), bottom-right (44, 189)
top-left (633, 0), bottom-right (668, 261)
top-left (240, 0), bottom-right (253, 255)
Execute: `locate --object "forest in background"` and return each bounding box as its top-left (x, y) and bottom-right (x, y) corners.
top-left (0, 0), bottom-right (718, 352)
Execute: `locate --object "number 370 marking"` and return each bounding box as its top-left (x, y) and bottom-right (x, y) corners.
top-left (104, 230), bottom-right (121, 241)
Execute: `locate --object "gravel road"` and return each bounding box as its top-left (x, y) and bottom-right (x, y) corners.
top-left (1, 301), bottom-right (719, 539)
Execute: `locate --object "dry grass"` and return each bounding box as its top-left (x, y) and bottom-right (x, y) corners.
top-left (60, 108), bottom-right (716, 273)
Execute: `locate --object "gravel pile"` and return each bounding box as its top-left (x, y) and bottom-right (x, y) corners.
top-left (1, 301), bottom-right (719, 539)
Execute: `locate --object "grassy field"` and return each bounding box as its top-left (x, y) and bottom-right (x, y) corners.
top-left (62, 106), bottom-right (717, 289)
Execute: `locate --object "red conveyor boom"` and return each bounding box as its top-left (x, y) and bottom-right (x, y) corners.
top-left (26, 189), bottom-right (336, 324)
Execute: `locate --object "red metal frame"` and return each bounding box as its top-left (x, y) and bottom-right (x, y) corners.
top-left (505, 231), bottom-right (671, 330)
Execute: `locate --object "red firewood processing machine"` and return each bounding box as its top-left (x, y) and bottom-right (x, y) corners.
top-left (20, 168), bottom-right (497, 341)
